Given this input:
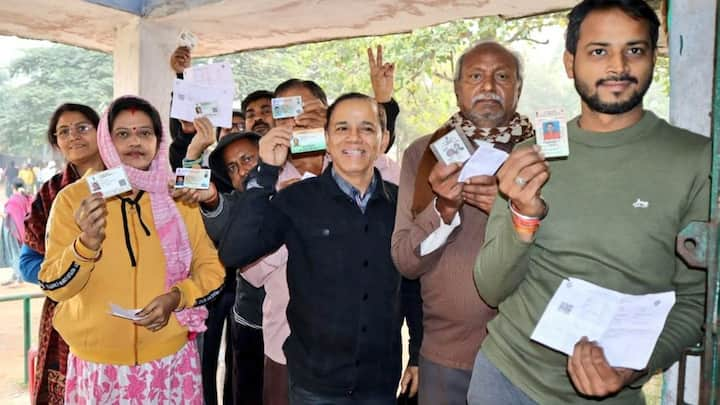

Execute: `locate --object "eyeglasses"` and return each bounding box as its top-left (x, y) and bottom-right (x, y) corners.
top-left (230, 122), bottom-right (244, 131)
top-left (55, 123), bottom-right (94, 139)
top-left (111, 127), bottom-right (156, 141)
top-left (226, 154), bottom-right (258, 174)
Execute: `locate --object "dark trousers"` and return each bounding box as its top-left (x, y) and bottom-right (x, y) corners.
top-left (230, 319), bottom-right (265, 405)
top-left (201, 288), bottom-right (235, 405)
top-left (263, 355), bottom-right (289, 405)
top-left (288, 376), bottom-right (395, 405)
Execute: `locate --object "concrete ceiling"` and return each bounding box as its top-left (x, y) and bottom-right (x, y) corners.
top-left (0, 0), bottom-right (578, 56)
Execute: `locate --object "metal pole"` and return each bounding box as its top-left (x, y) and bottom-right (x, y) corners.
top-left (23, 296), bottom-right (30, 385)
top-left (704, 1), bottom-right (720, 403)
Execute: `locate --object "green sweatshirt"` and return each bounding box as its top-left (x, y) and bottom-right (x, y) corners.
top-left (474, 111), bottom-right (710, 404)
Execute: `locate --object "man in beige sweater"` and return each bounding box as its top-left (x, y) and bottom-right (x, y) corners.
top-left (391, 41), bottom-right (534, 405)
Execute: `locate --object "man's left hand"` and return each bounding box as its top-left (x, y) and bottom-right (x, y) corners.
top-left (567, 337), bottom-right (642, 397)
top-left (399, 366), bottom-right (419, 397)
top-left (462, 175), bottom-right (498, 214)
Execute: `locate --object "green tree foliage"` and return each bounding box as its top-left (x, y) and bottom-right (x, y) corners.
top-left (0, 11), bottom-right (670, 159)
top-left (218, 13), bottom-right (605, 159)
top-left (0, 44), bottom-right (112, 157)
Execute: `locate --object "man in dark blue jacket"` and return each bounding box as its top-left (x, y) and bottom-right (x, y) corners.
top-left (202, 92), bottom-right (420, 404)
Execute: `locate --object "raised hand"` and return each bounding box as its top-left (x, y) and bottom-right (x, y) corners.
top-left (462, 175), bottom-right (498, 214)
top-left (368, 45), bottom-right (395, 103)
top-left (496, 145), bottom-right (549, 217)
top-left (294, 99), bottom-right (327, 129)
top-left (186, 116), bottom-right (215, 161)
top-left (429, 161), bottom-right (463, 224)
top-left (170, 46), bottom-right (191, 74)
top-left (75, 193), bottom-right (108, 251)
top-left (259, 127), bottom-right (293, 167)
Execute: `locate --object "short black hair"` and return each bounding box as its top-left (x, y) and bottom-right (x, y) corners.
top-left (274, 79), bottom-right (328, 106)
top-left (108, 96), bottom-right (163, 145)
top-left (241, 90), bottom-right (274, 114)
top-left (566, 0), bottom-right (660, 55)
top-left (325, 92), bottom-right (382, 131)
top-left (216, 110), bottom-right (245, 139)
top-left (47, 103), bottom-right (100, 148)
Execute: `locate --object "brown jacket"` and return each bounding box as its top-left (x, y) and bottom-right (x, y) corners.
top-left (391, 134), bottom-right (497, 370)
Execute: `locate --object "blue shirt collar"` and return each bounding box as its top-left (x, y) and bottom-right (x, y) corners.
top-left (331, 167), bottom-right (377, 213)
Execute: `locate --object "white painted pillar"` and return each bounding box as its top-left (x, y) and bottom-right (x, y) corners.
top-left (113, 19), bottom-right (179, 133)
top-left (665, 1), bottom-right (716, 404)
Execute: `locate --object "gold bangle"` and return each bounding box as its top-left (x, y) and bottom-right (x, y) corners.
top-left (171, 286), bottom-right (184, 311)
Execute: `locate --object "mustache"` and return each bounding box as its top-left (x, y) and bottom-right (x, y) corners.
top-left (596, 74), bottom-right (638, 86)
top-left (472, 92), bottom-right (504, 105)
top-left (252, 120), bottom-right (269, 129)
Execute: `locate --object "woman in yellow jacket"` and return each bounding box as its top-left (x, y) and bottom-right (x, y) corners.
top-left (39, 96), bottom-right (225, 404)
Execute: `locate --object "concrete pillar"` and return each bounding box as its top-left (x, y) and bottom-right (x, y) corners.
top-left (665, 1), bottom-right (716, 404)
top-left (668, 0), bottom-right (715, 136)
top-left (113, 19), bottom-right (179, 133)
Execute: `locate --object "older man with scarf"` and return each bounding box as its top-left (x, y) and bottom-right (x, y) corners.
top-left (391, 41), bottom-right (534, 405)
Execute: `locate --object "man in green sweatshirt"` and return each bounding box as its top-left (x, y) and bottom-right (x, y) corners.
top-left (469, 0), bottom-right (710, 404)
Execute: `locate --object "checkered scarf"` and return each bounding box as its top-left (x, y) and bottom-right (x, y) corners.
top-left (97, 96), bottom-right (208, 333)
top-left (411, 112), bottom-right (534, 217)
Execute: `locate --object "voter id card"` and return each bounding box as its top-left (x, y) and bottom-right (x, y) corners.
top-left (535, 108), bottom-right (569, 158)
top-left (290, 128), bottom-right (326, 154)
top-left (174, 168), bottom-right (211, 189)
top-left (271, 96), bottom-right (303, 119)
top-left (86, 166), bottom-right (132, 198)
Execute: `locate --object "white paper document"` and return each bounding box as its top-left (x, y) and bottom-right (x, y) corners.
top-left (170, 78), bottom-right (234, 128)
top-left (184, 62), bottom-right (234, 89)
top-left (530, 277), bottom-right (675, 370)
top-left (109, 303), bottom-right (145, 321)
top-left (458, 141), bottom-right (509, 182)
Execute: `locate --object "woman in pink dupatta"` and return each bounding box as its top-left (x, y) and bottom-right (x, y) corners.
top-left (38, 96), bottom-right (225, 404)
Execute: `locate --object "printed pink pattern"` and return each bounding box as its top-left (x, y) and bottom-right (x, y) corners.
top-left (64, 341), bottom-right (202, 404)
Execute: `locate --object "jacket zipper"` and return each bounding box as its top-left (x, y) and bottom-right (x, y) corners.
top-left (131, 205), bottom-right (139, 366)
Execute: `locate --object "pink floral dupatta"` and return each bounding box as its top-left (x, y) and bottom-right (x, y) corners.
top-left (96, 96), bottom-right (207, 333)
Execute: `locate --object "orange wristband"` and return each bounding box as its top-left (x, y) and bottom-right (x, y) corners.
top-left (509, 199), bottom-right (546, 237)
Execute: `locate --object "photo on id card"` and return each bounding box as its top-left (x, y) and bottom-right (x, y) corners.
top-left (534, 108), bottom-right (569, 158)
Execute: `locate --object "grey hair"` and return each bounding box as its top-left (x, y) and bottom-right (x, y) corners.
top-left (453, 40), bottom-right (524, 84)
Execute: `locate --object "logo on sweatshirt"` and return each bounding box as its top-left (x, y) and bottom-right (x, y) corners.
top-left (632, 198), bottom-right (649, 208)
